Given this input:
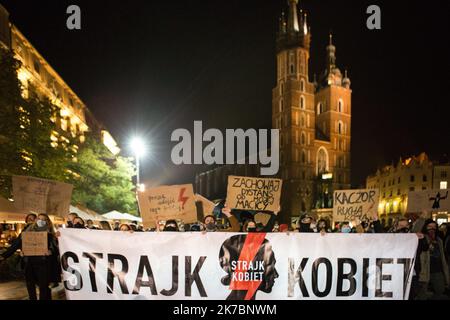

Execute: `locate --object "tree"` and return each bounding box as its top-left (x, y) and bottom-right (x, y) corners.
top-left (0, 46), bottom-right (79, 197)
top-left (69, 135), bottom-right (137, 214)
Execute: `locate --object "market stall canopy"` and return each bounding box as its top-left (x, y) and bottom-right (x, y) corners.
top-left (102, 211), bottom-right (142, 222)
top-left (0, 196), bottom-right (27, 223)
top-left (70, 205), bottom-right (111, 222)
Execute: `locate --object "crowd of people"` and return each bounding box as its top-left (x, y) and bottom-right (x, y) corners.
top-left (0, 202), bottom-right (449, 301)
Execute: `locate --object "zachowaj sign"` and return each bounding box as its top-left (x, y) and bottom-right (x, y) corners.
top-left (138, 184), bottom-right (197, 228)
top-left (226, 175), bottom-right (282, 212)
top-left (333, 189), bottom-right (379, 222)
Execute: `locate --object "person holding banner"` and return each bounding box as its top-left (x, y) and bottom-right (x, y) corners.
top-left (416, 219), bottom-right (450, 300)
top-left (0, 214), bottom-right (60, 300)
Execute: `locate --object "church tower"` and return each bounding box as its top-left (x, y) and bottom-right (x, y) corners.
top-left (272, 0), bottom-right (352, 223)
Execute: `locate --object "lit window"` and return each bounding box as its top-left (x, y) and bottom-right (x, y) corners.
top-left (441, 181), bottom-right (448, 189)
top-left (441, 171), bottom-right (448, 178)
top-left (338, 99), bottom-right (344, 113)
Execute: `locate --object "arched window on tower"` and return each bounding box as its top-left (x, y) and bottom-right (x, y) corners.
top-left (300, 79), bottom-right (305, 92)
top-left (317, 147), bottom-right (329, 175)
top-left (300, 95), bottom-right (305, 109)
top-left (301, 132), bottom-right (306, 145)
top-left (301, 116), bottom-right (305, 127)
top-left (301, 151), bottom-right (306, 164)
top-left (338, 121), bottom-right (343, 134)
top-left (338, 99), bottom-right (344, 112)
top-left (279, 99), bottom-right (284, 113)
top-left (317, 102), bottom-right (323, 115)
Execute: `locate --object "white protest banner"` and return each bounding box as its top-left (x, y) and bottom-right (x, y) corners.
top-left (226, 176), bottom-right (282, 212)
top-left (59, 229), bottom-right (417, 300)
top-left (12, 175), bottom-right (73, 217)
top-left (138, 184), bottom-right (197, 228)
top-left (333, 189), bottom-right (379, 222)
top-left (407, 189), bottom-right (450, 212)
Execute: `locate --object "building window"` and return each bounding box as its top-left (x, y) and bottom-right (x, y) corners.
top-left (338, 99), bottom-right (344, 113)
top-left (397, 189), bottom-right (400, 195)
top-left (441, 181), bottom-right (448, 189)
top-left (302, 171), bottom-right (306, 180)
top-left (33, 60), bottom-right (40, 74)
top-left (409, 187), bottom-right (415, 192)
top-left (317, 147), bottom-right (329, 175)
top-left (410, 175), bottom-right (415, 182)
top-left (290, 64), bottom-right (295, 74)
top-left (301, 132), bottom-right (306, 145)
top-left (337, 121), bottom-right (343, 134)
top-left (317, 102), bottom-right (323, 115)
top-left (279, 99), bottom-right (284, 113)
top-left (295, 130), bottom-right (299, 144)
top-left (300, 96), bottom-right (305, 109)
top-left (280, 82), bottom-right (284, 94)
top-left (389, 190), bottom-right (393, 197)
top-left (301, 116), bottom-right (305, 127)
top-left (422, 186), bottom-right (427, 190)
top-left (300, 79), bottom-right (305, 92)
top-left (301, 151), bottom-right (306, 164)
top-left (398, 177), bottom-right (401, 184)
top-left (383, 192), bottom-right (385, 198)
top-left (423, 175), bottom-right (427, 182)
top-left (441, 171), bottom-right (448, 178)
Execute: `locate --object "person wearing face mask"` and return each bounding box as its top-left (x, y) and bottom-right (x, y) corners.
top-left (163, 220), bottom-right (179, 232)
top-left (200, 204), bottom-right (240, 233)
top-left (66, 213), bottom-right (78, 228)
top-left (72, 217), bottom-right (86, 229)
top-left (243, 219), bottom-right (258, 232)
top-left (415, 219), bottom-right (450, 300)
top-left (297, 215), bottom-right (314, 233)
top-left (340, 222), bottom-right (352, 234)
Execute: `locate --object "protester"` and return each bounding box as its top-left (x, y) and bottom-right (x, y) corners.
top-left (99, 221), bottom-right (112, 231)
top-left (316, 219), bottom-right (331, 233)
top-left (297, 214), bottom-right (314, 233)
top-left (72, 217), bottom-right (86, 229)
top-left (86, 219), bottom-right (98, 230)
top-left (243, 219), bottom-right (257, 232)
top-left (0, 213), bottom-right (37, 262)
top-left (136, 225), bottom-right (144, 232)
top-left (163, 220), bottom-right (179, 232)
top-left (201, 204), bottom-right (239, 232)
top-left (113, 221), bottom-right (120, 231)
top-left (119, 224), bottom-right (132, 232)
top-left (340, 221), bottom-right (352, 233)
top-left (66, 213), bottom-right (78, 228)
top-left (416, 219), bottom-right (450, 300)
top-left (0, 214), bottom-right (60, 300)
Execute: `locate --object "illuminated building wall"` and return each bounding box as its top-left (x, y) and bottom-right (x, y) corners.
top-left (0, 4), bottom-right (120, 157)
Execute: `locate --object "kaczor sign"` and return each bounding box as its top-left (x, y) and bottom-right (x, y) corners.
top-left (333, 189), bottom-right (379, 222)
top-left (226, 176), bottom-right (282, 212)
top-left (59, 229), bottom-right (417, 300)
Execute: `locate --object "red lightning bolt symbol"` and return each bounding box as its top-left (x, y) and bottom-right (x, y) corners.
top-left (229, 233), bottom-right (266, 300)
top-left (178, 187), bottom-right (189, 209)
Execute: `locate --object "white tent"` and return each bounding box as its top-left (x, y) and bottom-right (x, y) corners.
top-left (70, 205), bottom-right (110, 222)
top-left (0, 196), bottom-right (26, 223)
top-left (102, 211), bottom-right (142, 222)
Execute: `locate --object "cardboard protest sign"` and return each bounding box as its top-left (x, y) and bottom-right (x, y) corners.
top-left (407, 189), bottom-right (450, 213)
top-left (195, 194), bottom-right (216, 218)
top-left (138, 184), bottom-right (197, 228)
top-left (333, 189), bottom-right (379, 222)
top-left (226, 176), bottom-right (282, 212)
top-left (12, 175), bottom-right (73, 217)
top-left (22, 232), bottom-right (48, 256)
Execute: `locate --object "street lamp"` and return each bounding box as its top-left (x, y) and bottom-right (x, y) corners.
top-left (130, 137), bottom-right (146, 193)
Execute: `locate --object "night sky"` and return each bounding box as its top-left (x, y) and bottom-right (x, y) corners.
top-left (1, 0), bottom-right (449, 188)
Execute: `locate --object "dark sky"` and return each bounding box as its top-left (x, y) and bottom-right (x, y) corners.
top-left (1, 0), bottom-right (449, 188)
